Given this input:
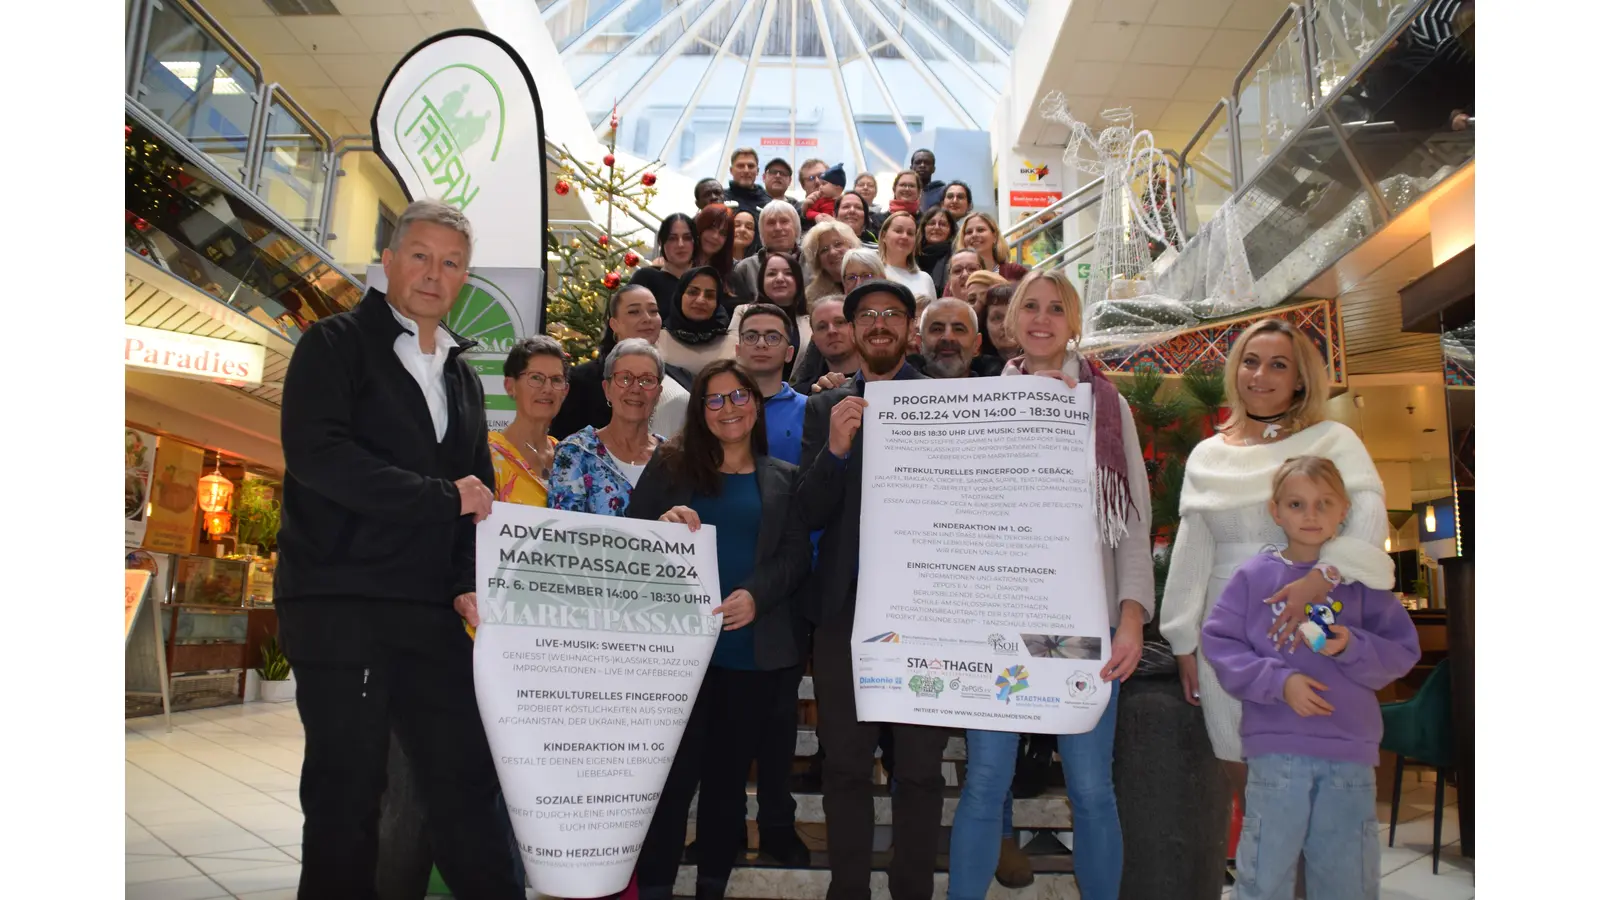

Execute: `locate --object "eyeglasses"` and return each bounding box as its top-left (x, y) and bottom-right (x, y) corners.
top-left (519, 372), bottom-right (569, 390)
top-left (704, 389), bottom-right (753, 410)
top-left (854, 308), bottom-right (908, 327)
top-left (844, 272), bottom-right (872, 286)
top-left (609, 372), bottom-right (661, 390)
top-left (740, 330), bottom-right (788, 347)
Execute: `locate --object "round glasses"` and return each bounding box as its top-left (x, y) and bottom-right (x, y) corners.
top-left (518, 372), bottom-right (569, 390)
top-left (704, 389), bottom-right (753, 410)
top-left (609, 372), bottom-right (661, 390)
top-left (739, 330), bottom-right (788, 347)
top-left (854, 308), bottom-right (908, 327)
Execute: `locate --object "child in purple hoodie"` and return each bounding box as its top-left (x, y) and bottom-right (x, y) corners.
top-left (1202, 457), bottom-right (1419, 900)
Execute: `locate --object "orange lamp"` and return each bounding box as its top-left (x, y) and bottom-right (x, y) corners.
top-left (204, 511), bottom-right (232, 536)
top-left (198, 464), bottom-right (234, 513)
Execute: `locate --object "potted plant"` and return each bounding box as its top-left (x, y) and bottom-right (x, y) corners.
top-left (257, 634), bottom-right (295, 702)
top-left (1111, 364), bottom-right (1233, 900)
top-left (235, 477), bottom-right (281, 557)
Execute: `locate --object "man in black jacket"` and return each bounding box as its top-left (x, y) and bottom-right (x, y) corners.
top-left (275, 199), bottom-right (520, 900)
top-left (723, 146), bottom-right (770, 216)
top-left (792, 280), bottom-right (947, 900)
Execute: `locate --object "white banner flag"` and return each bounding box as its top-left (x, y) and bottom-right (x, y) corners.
top-left (852, 376), bottom-right (1113, 734)
top-left (371, 29), bottom-right (551, 427)
top-left (474, 503), bottom-right (722, 896)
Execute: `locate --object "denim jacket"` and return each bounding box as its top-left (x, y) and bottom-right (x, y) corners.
top-left (547, 426), bottom-right (662, 516)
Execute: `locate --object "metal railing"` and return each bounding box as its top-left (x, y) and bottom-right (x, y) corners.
top-left (1002, 176), bottom-right (1104, 243)
top-left (1172, 0), bottom-right (1440, 238)
top-left (126, 0), bottom-right (331, 240)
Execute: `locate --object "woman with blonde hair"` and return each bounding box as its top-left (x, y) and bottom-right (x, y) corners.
top-left (1159, 317), bottom-right (1393, 820)
top-left (876, 210), bottom-right (937, 301)
top-left (955, 211), bottom-right (1009, 271)
top-left (948, 267), bottom-right (1154, 900)
top-left (962, 269), bottom-right (1007, 308)
top-left (800, 219), bottom-right (859, 302)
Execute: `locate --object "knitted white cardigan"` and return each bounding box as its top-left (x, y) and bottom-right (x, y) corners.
top-left (1159, 420), bottom-right (1394, 658)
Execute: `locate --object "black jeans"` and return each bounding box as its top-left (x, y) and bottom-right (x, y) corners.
top-left (637, 666), bottom-right (799, 899)
top-left (277, 598), bottom-right (521, 900)
top-left (755, 663), bottom-right (805, 837)
top-left (813, 615), bottom-right (948, 900)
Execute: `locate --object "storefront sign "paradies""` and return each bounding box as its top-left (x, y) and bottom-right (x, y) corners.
top-left (124, 325), bottom-right (264, 386)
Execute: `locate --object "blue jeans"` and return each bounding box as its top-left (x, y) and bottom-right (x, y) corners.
top-left (1234, 754), bottom-right (1381, 900)
top-left (948, 678), bottom-right (1121, 900)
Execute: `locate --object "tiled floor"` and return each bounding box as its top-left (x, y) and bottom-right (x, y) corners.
top-left (126, 704), bottom-right (1473, 898)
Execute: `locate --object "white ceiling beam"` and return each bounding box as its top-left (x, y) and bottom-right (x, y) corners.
top-left (716, 0), bottom-right (782, 169)
top-left (659, 0), bottom-right (762, 162)
top-left (810, 0), bottom-right (866, 175)
top-left (990, 0), bottom-right (1024, 27)
top-left (560, 0), bottom-right (654, 60)
top-left (598, 0), bottom-right (737, 103)
top-left (577, 0), bottom-right (725, 90)
top-left (923, 0), bottom-right (1010, 62)
top-left (828, 0), bottom-right (911, 147)
top-left (849, 0), bottom-right (981, 127)
top-left (866, 0), bottom-right (999, 102)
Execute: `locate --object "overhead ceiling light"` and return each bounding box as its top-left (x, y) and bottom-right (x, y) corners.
top-left (263, 0), bottom-right (341, 14)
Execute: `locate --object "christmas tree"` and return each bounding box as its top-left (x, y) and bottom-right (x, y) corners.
top-left (1115, 364), bottom-right (1225, 621)
top-left (544, 108), bottom-right (662, 361)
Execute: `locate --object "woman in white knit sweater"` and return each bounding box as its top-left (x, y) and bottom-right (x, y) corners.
top-left (1159, 318), bottom-right (1393, 801)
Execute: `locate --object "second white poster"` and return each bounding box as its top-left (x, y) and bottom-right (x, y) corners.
top-left (854, 376), bottom-right (1113, 734)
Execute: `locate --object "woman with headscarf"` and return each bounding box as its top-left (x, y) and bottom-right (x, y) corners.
top-left (656, 265), bottom-right (737, 379)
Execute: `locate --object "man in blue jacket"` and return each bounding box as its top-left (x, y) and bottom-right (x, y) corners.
top-left (275, 199), bottom-right (520, 899)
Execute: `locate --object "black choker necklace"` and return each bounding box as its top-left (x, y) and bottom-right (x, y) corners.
top-left (1247, 411), bottom-right (1287, 423)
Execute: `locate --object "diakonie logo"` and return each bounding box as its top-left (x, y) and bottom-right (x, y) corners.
top-left (394, 64), bottom-right (507, 210)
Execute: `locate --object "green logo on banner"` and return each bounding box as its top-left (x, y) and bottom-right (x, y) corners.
top-left (1077, 263), bottom-right (1092, 280)
top-left (395, 65), bottom-right (507, 210)
top-left (447, 274), bottom-right (522, 353)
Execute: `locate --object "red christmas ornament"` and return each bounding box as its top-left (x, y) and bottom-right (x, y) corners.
top-left (641, 172), bottom-right (656, 187)
top-left (554, 179), bottom-right (571, 196)
top-left (598, 234), bottom-right (610, 247)
top-left (603, 154), bottom-right (615, 167)
top-left (602, 271), bottom-right (622, 289)
top-left (125, 125), bottom-right (133, 138)
top-left (624, 250), bottom-right (641, 267)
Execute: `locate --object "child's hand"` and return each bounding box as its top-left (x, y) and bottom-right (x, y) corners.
top-left (1319, 625), bottom-right (1350, 657)
top-left (1283, 673), bottom-right (1335, 717)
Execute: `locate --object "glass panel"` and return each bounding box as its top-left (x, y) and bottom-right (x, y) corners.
top-left (1234, 110), bottom-right (1371, 280)
top-left (1336, 8), bottom-right (1474, 220)
top-left (1180, 103), bottom-right (1234, 234)
top-left (137, 0), bottom-right (258, 184)
top-left (571, 0), bottom-right (712, 91)
top-left (1235, 14), bottom-right (1314, 184)
top-left (1311, 0), bottom-right (1423, 99)
top-left (127, 115), bottom-right (362, 339)
top-left (580, 0), bottom-right (724, 101)
top-left (258, 96), bottom-right (327, 237)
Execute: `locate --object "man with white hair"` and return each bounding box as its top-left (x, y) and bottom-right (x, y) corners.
top-left (728, 200), bottom-right (809, 303)
top-left (918, 297), bottom-right (1000, 378)
top-left (276, 199), bottom-right (523, 898)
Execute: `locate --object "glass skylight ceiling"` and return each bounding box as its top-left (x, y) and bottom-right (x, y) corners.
top-left (538, 0), bottom-right (1029, 178)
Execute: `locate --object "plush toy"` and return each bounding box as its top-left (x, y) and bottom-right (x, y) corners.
top-left (1297, 601), bottom-right (1342, 653)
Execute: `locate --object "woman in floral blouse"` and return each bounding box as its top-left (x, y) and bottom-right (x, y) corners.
top-left (548, 338), bottom-right (666, 514)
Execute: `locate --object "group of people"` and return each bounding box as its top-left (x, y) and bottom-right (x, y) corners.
top-left (274, 195), bottom-right (1420, 900)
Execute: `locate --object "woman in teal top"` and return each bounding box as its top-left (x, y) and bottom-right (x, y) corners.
top-left (626, 359), bottom-right (814, 900)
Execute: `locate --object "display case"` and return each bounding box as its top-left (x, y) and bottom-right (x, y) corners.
top-left (163, 555), bottom-right (250, 689)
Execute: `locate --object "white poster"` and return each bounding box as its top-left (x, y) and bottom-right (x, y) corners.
top-left (474, 503), bottom-right (722, 897)
top-left (125, 427), bottom-right (156, 548)
top-left (853, 376), bottom-right (1113, 734)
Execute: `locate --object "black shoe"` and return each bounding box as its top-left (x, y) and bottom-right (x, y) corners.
top-left (682, 840), bottom-right (699, 864)
top-left (757, 830), bottom-right (812, 867)
top-left (695, 877), bottom-right (727, 900)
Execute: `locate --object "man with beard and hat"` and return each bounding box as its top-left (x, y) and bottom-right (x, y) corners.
top-left (792, 279), bottom-right (946, 900)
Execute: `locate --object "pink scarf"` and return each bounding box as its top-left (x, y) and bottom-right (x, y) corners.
top-left (1004, 355), bottom-right (1136, 548)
